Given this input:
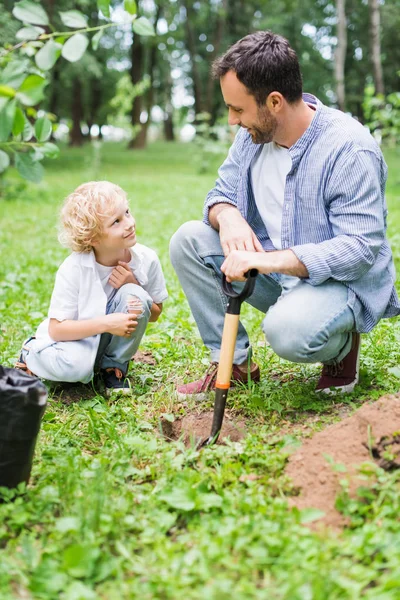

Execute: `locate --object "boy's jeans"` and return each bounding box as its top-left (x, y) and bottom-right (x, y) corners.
top-left (24, 284), bottom-right (152, 383)
top-left (170, 221), bottom-right (358, 366)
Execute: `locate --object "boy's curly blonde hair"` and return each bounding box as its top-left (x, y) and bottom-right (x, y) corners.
top-left (59, 181), bottom-right (128, 253)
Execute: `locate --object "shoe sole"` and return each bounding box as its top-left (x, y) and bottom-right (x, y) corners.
top-left (316, 341), bottom-right (361, 395)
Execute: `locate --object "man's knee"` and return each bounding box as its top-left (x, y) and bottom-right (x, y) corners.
top-left (262, 310), bottom-right (310, 363)
top-left (169, 220), bottom-right (209, 268)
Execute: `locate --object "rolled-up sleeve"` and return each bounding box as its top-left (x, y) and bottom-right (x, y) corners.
top-left (291, 149), bottom-right (385, 285)
top-left (203, 128), bottom-right (246, 225)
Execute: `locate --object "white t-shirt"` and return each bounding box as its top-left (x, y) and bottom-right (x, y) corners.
top-left (94, 243), bottom-right (168, 304)
top-left (251, 142), bottom-right (292, 250)
top-left (33, 243), bottom-right (168, 371)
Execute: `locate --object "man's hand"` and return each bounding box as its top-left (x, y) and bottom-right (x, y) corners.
top-left (222, 248), bottom-right (309, 281)
top-left (210, 205), bottom-right (264, 256)
top-left (221, 250), bottom-right (265, 282)
top-left (109, 261), bottom-right (139, 289)
top-left (103, 312), bottom-right (138, 337)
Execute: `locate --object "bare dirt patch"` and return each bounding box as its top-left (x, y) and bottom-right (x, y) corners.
top-left (132, 350), bottom-right (157, 365)
top-left (286, 394), bottom-right (400, 529)
top-left (49, 382), bottom-right (97, 405)
top-left (160, 409), bottom-right (246, 446)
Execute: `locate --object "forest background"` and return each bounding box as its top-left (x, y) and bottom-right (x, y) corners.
top-left (1, 0), bottom-right (399, 165)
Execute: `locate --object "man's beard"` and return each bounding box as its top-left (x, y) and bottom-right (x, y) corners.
top-left (247, 107), bottom-right (277, 144)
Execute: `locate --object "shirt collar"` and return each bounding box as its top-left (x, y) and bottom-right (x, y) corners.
top-left (288, 93), bottom-right (324, 166)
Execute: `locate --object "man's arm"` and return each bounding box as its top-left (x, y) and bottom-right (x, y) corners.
top-left (209, 204), bottom-right (264, 256)
top-left (221, 249), bottom-right (308, 281)
top-left (290, 149), bottom-right (385, 286)
top-left (204, 128), bottom-right (263, 255)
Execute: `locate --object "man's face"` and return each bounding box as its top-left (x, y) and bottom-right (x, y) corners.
top-left (220, 71), bottom-right (277, 144)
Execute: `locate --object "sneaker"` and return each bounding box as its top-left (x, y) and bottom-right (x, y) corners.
top-left (176, 362), bottom-right (260, 401)
top-left (14, 337), bottom-right (37, 377)
top-left (316, 333), bottom-right (361, 394)
top-left (102, 367), bottom-right (132, 397)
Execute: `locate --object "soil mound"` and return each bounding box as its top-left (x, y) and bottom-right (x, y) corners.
top-left (160, 410), bottom-right (246, 447)
top-left (286, 395), bottom-right (400, 529)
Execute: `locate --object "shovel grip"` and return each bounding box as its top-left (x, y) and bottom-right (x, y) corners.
top-left (223, 269), bottom-right (258, 315)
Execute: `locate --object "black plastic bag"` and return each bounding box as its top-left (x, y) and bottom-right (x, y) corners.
top-left (0, 365), bottom-right (47, 489)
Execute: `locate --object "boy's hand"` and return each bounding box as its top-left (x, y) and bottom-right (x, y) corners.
top-left (104, 313), bottom-right (138, 337)
top-left (109, 261), bottom-right (139, 289)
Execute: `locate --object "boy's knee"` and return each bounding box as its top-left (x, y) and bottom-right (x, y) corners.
top-left (118, 284), bottom-right (152, 315)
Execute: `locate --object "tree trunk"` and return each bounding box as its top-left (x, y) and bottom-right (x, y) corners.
top-left (369, 0), bottom-right (385, 95)
top-left (182, 0), bottom-right (204, 116)
top-left (334, 0), bottom-right (347, 112)
top-left (69, 79), bottom-right (84, 146)
top-left (206, 0), bottom-right (228, 123)
top-left (128, 33), bottom-right (145, 149)
top-left (164, 111), bottom-right (175, 141)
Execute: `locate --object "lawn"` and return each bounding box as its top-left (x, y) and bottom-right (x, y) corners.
top-left (0, 141), bottom-right (400, 600)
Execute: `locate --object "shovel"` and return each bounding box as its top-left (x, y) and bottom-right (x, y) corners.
top-left (202, 268), bottom-right (258, 447)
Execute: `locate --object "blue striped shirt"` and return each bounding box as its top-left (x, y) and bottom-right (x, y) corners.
top-left (203, 94), bottom-right (400, 332)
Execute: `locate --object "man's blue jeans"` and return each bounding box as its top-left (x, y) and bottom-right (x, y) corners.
top-left (170, 221), bottom-right (358, 366)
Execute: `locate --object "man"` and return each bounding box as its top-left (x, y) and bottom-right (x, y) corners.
top-left (170, 31), bottom-right (400, 398)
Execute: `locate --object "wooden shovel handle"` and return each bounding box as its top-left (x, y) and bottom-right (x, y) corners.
top-left (216, 313), bottom-right (240, 388)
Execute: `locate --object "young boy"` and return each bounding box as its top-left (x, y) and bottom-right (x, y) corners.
top-left (15, 181), bottom-right (168, 396)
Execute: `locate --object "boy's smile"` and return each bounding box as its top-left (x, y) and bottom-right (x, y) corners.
top-left (93, 199), bottom-right (137, 265)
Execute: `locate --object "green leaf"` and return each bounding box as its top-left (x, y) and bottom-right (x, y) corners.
top-left (55, 517), bottom-right (80, 533)
top-left (91, 30), bottom-right (103, 51)
top-left (13, 1), bottom-right (49, 26)
top-left (0, 61), bottom-right (28, 89)
top-left (124, 0), bottom-right (137, 15)
top-left (59, 10), bottom-right (88, 29)
top-left (0, 100), bottom-right (17, 142)
top-left (15, 151), bottom-right (44, 183)
top-left (388, 366), bottom-right (400, 378)
top-left (159, 488), bottom-right (196, 511)
top-left (35, 116), bottom-right (52, 142)
top-left (61, 34), bottom-right (89, 63)
top-left (299, 508), bottom-right (326, 524)
top-left (0, 150), bottom-right (10, 173)
top-left (0, 85), bottom-right (16, 98)
top-left (12, 107), bottom-right (25, 136)
top-left (41, 142), bottom-right (59, 158)
top-left (16, 25), bottom-right (45, 41)
top-left (35, 39), bottom-right (62, 71)
top-left (17, 75), bottom-right (47, 106)
top-left (132, 16), bottom-right (155, 36)
top-left (22, 117), bottom-right (34, 141)
top-left (97, 0), bottom-right (110, 18)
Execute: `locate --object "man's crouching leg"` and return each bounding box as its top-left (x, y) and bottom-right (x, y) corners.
top-left (262, 279), bottom-right (360, 394)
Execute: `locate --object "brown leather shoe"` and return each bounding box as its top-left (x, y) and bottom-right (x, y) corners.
top-left (176, 362), bottom-right (260, 400)
top-left (316, 333), bottom-right (361, 394)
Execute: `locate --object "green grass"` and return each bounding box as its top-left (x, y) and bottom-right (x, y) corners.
top-left (0, 141), bottom-right (400, 599)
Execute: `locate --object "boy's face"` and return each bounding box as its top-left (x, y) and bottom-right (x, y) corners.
top-left (94, 197), bottom-right (136, 254)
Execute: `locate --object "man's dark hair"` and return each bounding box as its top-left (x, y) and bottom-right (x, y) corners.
top-left (212, 31), bottom-right (303, 105)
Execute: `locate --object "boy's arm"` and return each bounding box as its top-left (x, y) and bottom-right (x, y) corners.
top-left (149, 302), bottom-right (163, 322)
top-left (49, 312), bottom-right (139, 342)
